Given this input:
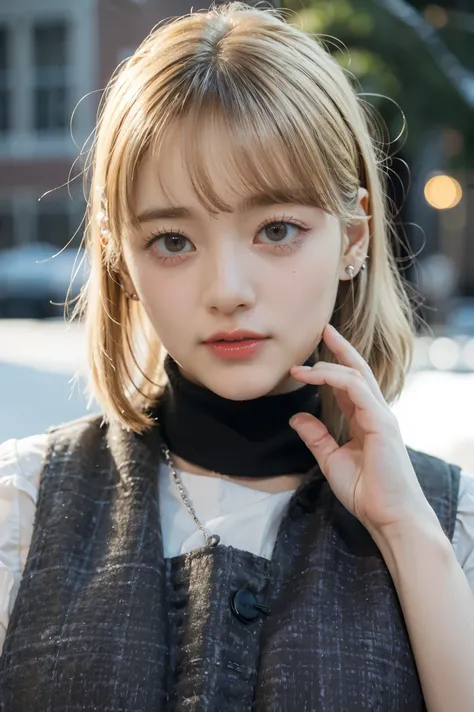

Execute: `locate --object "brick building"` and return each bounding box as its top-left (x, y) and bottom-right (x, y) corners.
top-left (0, 0), bottom-right (232, 252)
top-left (0, 0), bottom-right (471, 300)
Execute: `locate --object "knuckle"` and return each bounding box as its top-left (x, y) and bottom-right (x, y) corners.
top-left (307, 431), bottom-right (328, 449)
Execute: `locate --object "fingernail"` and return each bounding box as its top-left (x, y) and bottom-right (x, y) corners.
top-left (292, 365), bottom-right (312, 371)
top-left (289, 415), bottom-right (302, 427)
top-left (290, 414), bottom-right (314, 431)
top-left (326, 324), bottom-right (338, 335)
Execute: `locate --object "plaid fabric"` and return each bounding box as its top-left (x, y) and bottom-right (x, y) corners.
top-left (0, 414), bottom-right (460, 711)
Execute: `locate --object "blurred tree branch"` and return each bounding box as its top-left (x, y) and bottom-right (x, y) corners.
top-left (285, 0), bottom-right (474, 167)
top-left (375, 0), bottom-right (474, 108)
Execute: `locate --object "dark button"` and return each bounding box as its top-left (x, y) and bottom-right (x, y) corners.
top-left (230, 588), bottom-right (270, 624)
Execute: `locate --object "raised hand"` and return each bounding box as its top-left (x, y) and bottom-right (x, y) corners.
top-left (290, 324), bottom-right (437, 537)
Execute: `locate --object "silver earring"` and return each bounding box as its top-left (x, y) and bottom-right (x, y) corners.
top-left (345, 261), bottom-right (367, 279)
top-left (119, 282), bottom-right (139, 301)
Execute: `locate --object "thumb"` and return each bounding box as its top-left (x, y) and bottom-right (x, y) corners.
top-left (289, 413), bottom-right (339, 475)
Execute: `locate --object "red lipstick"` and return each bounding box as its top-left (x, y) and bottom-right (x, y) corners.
top-left (203, 330), bottom-right (269, 360)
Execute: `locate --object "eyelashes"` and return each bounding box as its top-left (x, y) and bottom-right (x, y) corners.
top-left (143, 217), bottom-right (311, 265)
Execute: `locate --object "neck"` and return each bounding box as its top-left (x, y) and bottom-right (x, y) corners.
top-left (152, 354), bottom-right (321, 479)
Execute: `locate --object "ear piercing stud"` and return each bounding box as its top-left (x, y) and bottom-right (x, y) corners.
top-left (345, 260), bottom-right (367, 279)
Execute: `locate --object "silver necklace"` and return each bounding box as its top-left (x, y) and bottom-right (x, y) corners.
top-left (161, 444), bottom-right (221, 548)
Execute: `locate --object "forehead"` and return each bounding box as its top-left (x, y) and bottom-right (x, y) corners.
top-left (134, 121), bottom-right (245, 212)
top-left (132, 115), bottom-right (323, 220)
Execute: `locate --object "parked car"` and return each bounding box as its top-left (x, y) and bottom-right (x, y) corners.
top-left (0, 243), bottom-right (88, 319)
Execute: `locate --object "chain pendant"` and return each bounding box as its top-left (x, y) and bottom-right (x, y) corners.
top-left (161, 444), bottom-right (221, 549)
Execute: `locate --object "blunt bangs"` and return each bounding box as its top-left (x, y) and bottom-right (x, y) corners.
top-left (148, 103), bottom-right (356, 224)
top-left (107, 31), bottom-right (363, 241)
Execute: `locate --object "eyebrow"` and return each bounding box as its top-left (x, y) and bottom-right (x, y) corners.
top-left (136, 193), bottom-right (295, 224)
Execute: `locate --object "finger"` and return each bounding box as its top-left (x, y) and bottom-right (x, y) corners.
top-left (297, 362), bottom-right (357, 421)
top-left (302, 365), bottom-right (366, 439)
top-left (289, 412), bottom-right (339, 475)
top-left (332, 383), bottom-right (356, 422)
top-left (291, 364), bottom-right (359, 423)
top-left (322, 325), bottom-right (385, 404)
top-left (291, 365), bottom-right (390, 435)
top-left (292, 362), bottom-right (366, 384)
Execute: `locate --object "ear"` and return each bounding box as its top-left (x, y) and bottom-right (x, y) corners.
top-left (119, 260), bottom-right (139, 300)
top-left (339, 188), bottom-right (370, 282)
top-left (121, 271), bottom-right (137, 295)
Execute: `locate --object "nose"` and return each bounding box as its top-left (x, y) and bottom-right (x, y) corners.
top-left (202, 243), bottom-right (256, 315)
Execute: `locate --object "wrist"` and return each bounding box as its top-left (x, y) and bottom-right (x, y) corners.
top-left (372, 508), bottom-right (447, 545)
top-left (365, 498), bottom-right (442, 544)
top-left (370, 511), bottom-right (453, 574)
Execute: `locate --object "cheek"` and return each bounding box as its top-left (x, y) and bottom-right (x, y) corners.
top-left (279, 251), bottom-right (340, 356)
top-left (279, 248), bottom-right (341, 311)
top-left (140, 268), bottom-right (195, 338)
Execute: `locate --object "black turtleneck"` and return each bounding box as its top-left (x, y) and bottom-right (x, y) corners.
top-left (152, 354), bottom-right (321, 478)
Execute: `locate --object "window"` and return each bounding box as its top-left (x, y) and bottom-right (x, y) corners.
top-left (36, 200), bottom-right (71, 248)
top-left (0, 26), bottom-right (11, 134)
top-left (33, 21), bottom-right (70, 133)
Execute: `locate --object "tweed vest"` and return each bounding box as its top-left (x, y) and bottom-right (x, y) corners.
top-left (0, 414), bottom-right (460, 711)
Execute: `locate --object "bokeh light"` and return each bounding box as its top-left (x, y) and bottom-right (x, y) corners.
top-left (429, 337), bottom-right (460, 370)
top-left (424, 175), bottom-right (463, 210)
top-left (423, 5), bottom-right (448, 29)
top-left (461, 340), bottom-right (474, 371)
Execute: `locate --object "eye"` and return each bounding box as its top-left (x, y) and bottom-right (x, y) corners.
top-left (144, 230), bottom-right (195, 257)
top-left (257, 221), bottom-right (301, 244)
top-left (255, 218), bottom-right (310, 254)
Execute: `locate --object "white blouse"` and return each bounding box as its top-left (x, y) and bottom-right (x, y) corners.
top-left (1, 433), bottom-right (474, 656)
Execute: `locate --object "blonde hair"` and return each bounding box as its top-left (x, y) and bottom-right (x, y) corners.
top-left (75, 1), bottom-right (415, 441)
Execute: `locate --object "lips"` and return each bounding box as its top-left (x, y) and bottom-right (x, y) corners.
top-left (215, 337), bottom-right (258, 343)
top-left (203, 334), bottom-right (269, 360)
top-left (204, 330), bottom-right (268, 343)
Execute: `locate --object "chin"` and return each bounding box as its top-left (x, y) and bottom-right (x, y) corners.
top-left (200, 366), bottom-right (292, 401)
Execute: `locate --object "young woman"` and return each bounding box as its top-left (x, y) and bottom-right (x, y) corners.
top-left (0, 3), bottom-right (473, 710)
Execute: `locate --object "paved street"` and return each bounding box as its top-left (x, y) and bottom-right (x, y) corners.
top-left (0, 319), bottom-right (473, 472)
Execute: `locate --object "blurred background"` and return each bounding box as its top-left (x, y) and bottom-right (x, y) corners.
top-left (0, 0), bottom-right (472, 470)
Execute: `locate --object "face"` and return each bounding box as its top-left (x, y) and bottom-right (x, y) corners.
top-left (121, 124), bottom-right (369, 400)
